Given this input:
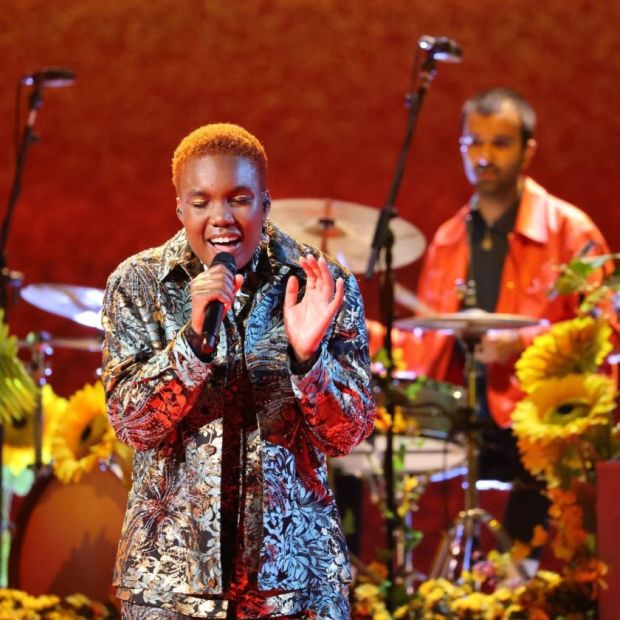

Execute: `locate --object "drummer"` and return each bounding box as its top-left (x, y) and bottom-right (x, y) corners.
top-left (409, 88), bottom-right (611, 561)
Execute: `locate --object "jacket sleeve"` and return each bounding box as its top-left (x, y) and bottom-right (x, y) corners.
top-left (102, 264), bottom-right (213, 451)
top-left (289, 271), bottom-right (376, 456)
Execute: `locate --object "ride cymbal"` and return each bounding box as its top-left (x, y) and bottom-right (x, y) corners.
top-left (269, 198), bottom-right (425, 273)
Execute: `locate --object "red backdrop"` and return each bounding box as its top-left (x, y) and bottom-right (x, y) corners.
top-left (1, 0), bottom-right (619, 395)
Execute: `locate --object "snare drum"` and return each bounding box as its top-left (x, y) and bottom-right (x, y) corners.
top-left (9, 465), bottom-right (128, 603)
top-left (333, 372), bottom-right (466, 482)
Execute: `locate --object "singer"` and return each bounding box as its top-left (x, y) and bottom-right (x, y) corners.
top-left (403, 88), bottom-right (612, 569)
top-left (101, 123), bottom-right (375, 619)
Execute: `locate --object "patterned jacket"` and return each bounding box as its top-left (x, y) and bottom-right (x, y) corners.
top-left (102, 222), bottom-right (375, 616)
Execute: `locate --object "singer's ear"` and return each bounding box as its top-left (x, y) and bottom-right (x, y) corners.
top-left (176, 197), bottom-right (183, 223)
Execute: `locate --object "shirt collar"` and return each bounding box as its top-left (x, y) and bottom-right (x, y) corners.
top-left (435, 176), bottom-right (549, 247)
top-left (159, 223), bottom-right (303, 284)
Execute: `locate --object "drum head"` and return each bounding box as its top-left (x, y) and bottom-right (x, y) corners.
top-left (9, 466), bottom-right (128, 603)
top-left (332, 433), bottom-right (466, 482)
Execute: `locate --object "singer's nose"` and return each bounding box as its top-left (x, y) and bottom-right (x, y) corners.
top-left (209, 200), bottom-right (235, 225)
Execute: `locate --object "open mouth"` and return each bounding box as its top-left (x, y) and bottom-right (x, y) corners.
top-left (208, 236), bottom-right (241, 251)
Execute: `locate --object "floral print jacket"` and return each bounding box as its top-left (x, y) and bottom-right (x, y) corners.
top-left (102, 223), bottom-right (375, 614)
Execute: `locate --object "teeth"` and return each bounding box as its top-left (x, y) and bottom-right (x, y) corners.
top-left (210, 237), bottom-right (239, 244)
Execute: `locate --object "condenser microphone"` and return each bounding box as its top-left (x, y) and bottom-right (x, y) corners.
top-left (418, 36), bottom-right (463, 63)
top-left (20, 68), bottom-right (76, 88)
top-left (201, 252), bottom-right (237, 353)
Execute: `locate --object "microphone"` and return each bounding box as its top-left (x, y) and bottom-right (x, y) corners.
top-left (418, 36), bottom-right (463, 63)
top-left (20, 67), bottom-right (76, 88)
top-left (201, 252), bottom-right (237, 353)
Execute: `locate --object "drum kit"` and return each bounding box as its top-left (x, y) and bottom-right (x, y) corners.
top-left (0, 197), bottom-right (538, 598)
top-left (2, 282), bottom-right (111, 599)
top-left (267, 198), bottom-right (538, 582)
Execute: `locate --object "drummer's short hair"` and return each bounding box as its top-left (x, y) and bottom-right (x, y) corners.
top-left (172, 123), bottom-right (268, 192)
top-left (461, 88), bottom-right (537, 144)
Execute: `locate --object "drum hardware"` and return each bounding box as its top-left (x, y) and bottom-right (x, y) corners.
top-left (23, 332), bottom-right (51, 473)
top-left (396, 310), bottom-right (539, 581)
top-left (331, 374), bottom-right (467, 593)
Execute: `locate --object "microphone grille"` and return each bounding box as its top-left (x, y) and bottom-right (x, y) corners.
top-left (210, 252), bottom-right (236, 272)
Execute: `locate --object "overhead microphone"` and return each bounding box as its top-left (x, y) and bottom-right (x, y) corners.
top-left (418, 36), bottom-right (463, 63)
top-left (20, 67), bottom-right (76, 88)
top-left (201, 252), bottom-right (237, 353)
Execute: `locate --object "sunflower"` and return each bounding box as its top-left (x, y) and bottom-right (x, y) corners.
top-left (2, 384), bottom-right (67, 478)
top-left (0, 309), bottom-right (39, 424)
top-left (51, 381), bottom-right (118, 483)
top-left (516, 317), bottom-right (613, 394)
top-left (512, 374), bottom-right (616, 481)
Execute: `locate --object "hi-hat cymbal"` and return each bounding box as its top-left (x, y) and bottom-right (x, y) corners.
top-left (21, 284), bottom-right (104, 329)
top-left (395, 308), bottom-right (539, 338)
top-left (269, 198), bottom-right (426, 273)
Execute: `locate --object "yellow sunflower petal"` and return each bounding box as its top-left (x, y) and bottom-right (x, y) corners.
top-left (51, 381), bottom-right (116, 483)
top-left (516, 317), bottom-right (613, 393)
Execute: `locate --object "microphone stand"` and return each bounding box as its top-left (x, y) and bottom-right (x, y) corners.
top-left (0, 77), bottom-right (44, 581)
top-left (364, 51), bottom-right (439, 610)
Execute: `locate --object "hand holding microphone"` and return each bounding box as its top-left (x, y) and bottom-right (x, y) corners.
top-left (190, 252), bottom-right (243, 353)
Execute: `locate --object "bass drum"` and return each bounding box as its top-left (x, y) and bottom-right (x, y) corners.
top-left (9, 466), bottom-right (128, 603)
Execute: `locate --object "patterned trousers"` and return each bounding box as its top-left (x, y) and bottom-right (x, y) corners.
top-left (121, 602), bottom-right (310, 620)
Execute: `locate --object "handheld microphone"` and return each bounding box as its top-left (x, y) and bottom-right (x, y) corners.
top-left (201, 252), bottom-right (237, 353)
top-left (418, 36), bottom-right (463, 63)
top-left (20, 67), bottom-right (76, 88)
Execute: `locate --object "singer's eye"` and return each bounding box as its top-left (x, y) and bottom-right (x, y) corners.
top-left (191, 200), bottom-right (208, 208)
top-left (230, 195), bottom-right (252, 206)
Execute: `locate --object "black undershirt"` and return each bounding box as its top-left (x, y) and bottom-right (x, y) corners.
top-left (467, 202), bottom-right (518, 312)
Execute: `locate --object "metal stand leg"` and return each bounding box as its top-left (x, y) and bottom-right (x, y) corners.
top-left (429, 341), bottom-right (529, 582)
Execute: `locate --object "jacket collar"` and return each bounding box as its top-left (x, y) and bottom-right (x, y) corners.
top-left (158, 223), bottom-right (305, 284)
top-left (513, 177), bottom-right (549, 244)
top-left (434, 176), bottom-right (549, 247)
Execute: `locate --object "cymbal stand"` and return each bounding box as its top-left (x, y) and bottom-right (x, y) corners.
top-left (0, 76), bottom-right (48, 583)
top-left (25, 332), bottom-right (52, 472)
top-left (429, 334), bottom-right (528, 581)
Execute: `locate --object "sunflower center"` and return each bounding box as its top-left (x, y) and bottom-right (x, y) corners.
top-left (544, 399), bottom-right (591, 425)
top-left (75, 414), bottom-right (109, 459)
top-left (11, 416), bottom-right (27, 429)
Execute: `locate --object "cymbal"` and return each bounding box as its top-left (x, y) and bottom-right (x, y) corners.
top-left (395, 308), bottom-right (539, 337)
top-left (21, 284), bottom-right (104, 329)
top-left (269, 198), bottom-right (426, 273)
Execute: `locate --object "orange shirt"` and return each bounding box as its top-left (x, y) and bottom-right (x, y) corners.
top-left (398, 177), bottom-right (610, 427)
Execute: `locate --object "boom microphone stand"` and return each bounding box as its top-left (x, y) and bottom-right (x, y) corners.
top-left (0, 67), bottom-right (74, 582)
top-left (364, 36), bottom-right (461, 610)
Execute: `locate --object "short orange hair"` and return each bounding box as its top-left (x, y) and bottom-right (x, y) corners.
top-left (171, 123), bottom-right (268, 192)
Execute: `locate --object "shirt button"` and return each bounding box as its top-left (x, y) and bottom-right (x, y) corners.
top-left (506, 281), bottom-right (515, 289)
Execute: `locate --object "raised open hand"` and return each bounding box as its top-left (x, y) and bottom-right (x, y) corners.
top-left (284, 254), bottom-right (345, 363)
